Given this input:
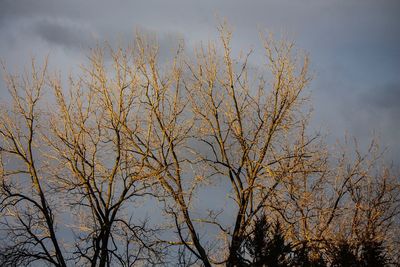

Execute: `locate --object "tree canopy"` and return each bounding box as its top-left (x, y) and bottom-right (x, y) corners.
top-left (1, 25), bottom-right (399, 266)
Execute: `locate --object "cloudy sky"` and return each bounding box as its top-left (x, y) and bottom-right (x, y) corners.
top-left (1, 0), bottom-right (399, 164)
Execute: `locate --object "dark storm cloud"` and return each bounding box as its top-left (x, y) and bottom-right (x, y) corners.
top-left (0, 0), bottom-right (77, 26)
top-left (31, 18), bottom-right (96, 50)
top-left (363, 84), bottom-right (400, 112)
top-left (326, 82), bottom-right (400, 163)
top-left (358, 83), bottom-right (400, 141)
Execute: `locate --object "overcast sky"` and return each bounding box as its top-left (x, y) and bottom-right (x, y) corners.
top-left (1, 0), bottom-right (399, 164)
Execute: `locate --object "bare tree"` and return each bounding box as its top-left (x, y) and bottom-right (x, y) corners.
top-left (120, 34), bottom-right (214, 266)
top-left (46, 47), bottom-right (162, 266)
top-left (183, 25), bottom-right (316, 266)
top-left (0, 50), bottom-right (163, 266)
top-left (0, 60), bottom-right (67, 266)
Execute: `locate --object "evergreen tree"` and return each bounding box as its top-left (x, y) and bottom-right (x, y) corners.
top-left (330, 240), bottom-right (360, 267)
top-left (243, 215), bottom-right (292, 267)
top-left (360, 239), bottom-right (388, 267)
top-left (292, 243), bottom-right (326, 267)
